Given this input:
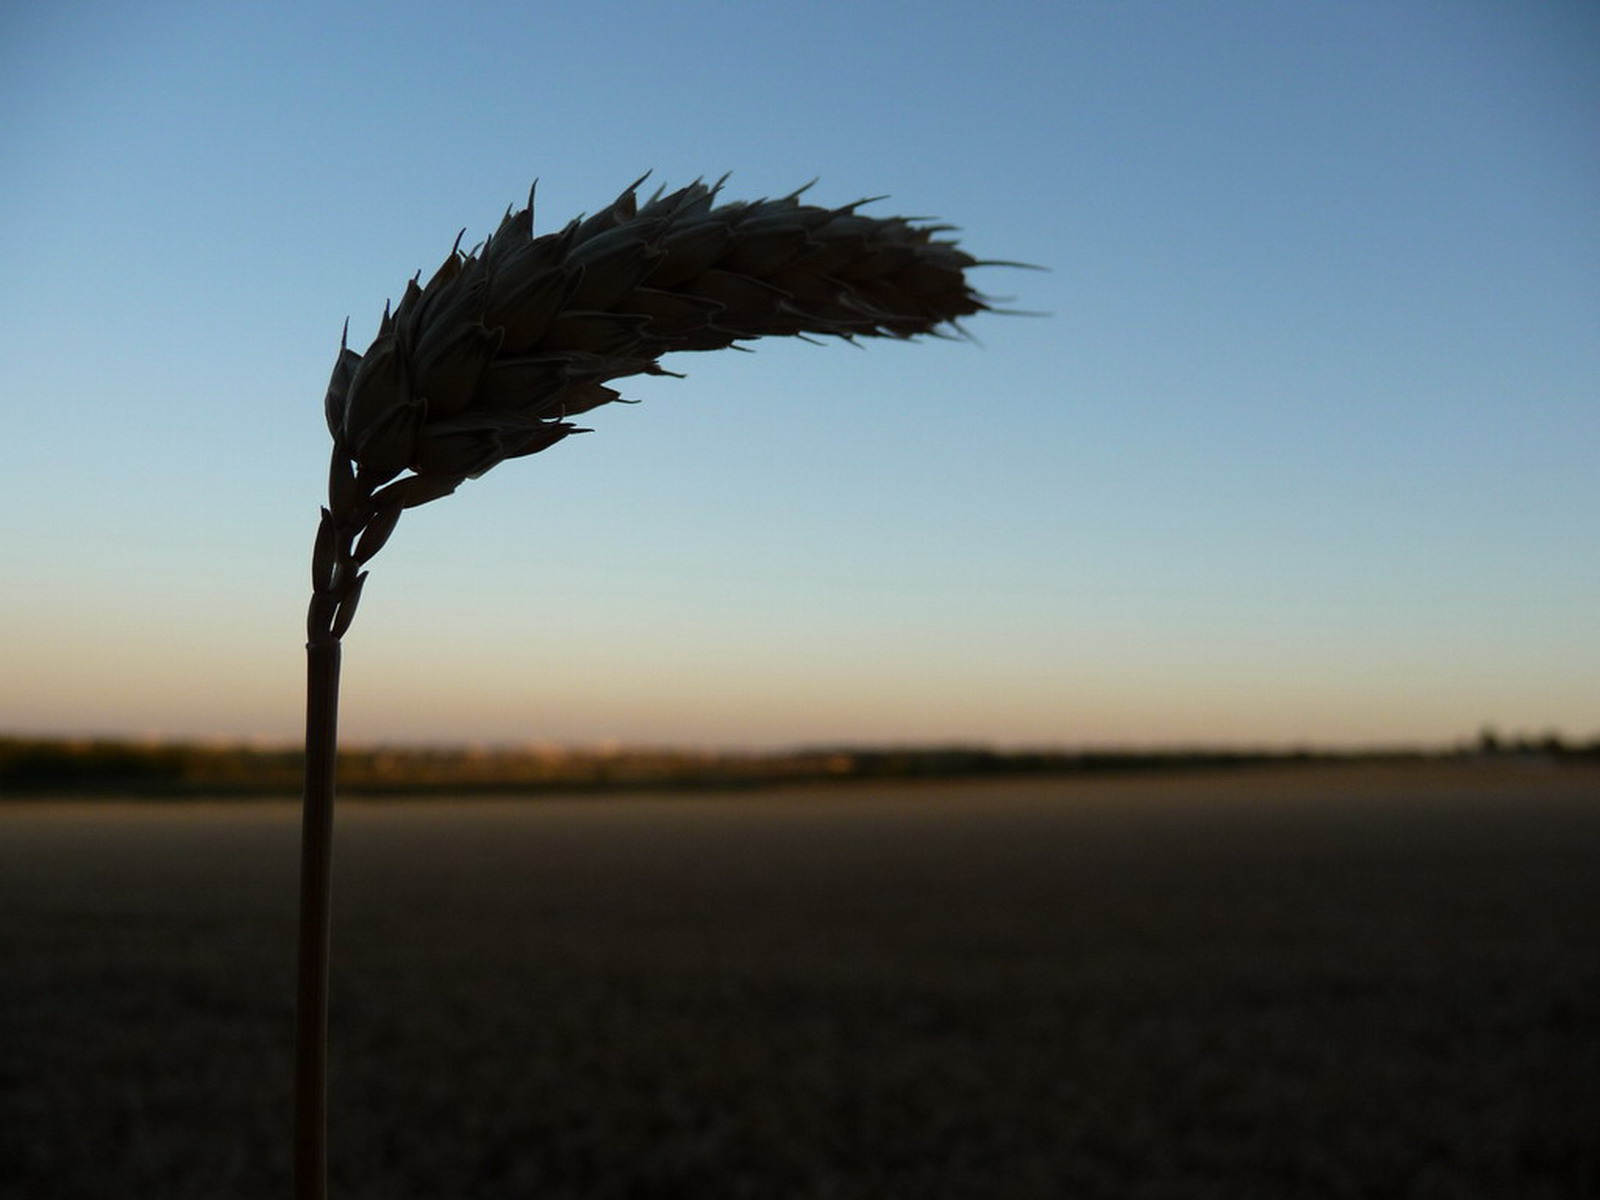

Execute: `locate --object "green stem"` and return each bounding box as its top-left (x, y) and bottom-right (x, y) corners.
top-left (294, 636), bottom-right (342, 1200)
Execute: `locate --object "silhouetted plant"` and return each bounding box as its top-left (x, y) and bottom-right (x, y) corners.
top-left (295, 175), bottom-right (1012, 1199)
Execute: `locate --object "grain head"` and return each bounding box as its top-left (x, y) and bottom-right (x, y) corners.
top-left (310, 176), bottom-right (1013, 643)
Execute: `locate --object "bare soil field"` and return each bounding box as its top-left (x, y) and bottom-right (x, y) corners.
top-left (2, 761), bottom-right (1597, 1198)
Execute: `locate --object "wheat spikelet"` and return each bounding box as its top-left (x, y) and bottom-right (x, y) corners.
top-left (309, 176), bottom-right (1007, 644)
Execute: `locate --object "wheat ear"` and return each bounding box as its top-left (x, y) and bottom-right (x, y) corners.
top-left (294, 176), bottom-right (1011, 1200)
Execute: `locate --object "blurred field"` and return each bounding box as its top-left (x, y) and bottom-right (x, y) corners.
top-left (2, 761), bottom-right (1597, 1199)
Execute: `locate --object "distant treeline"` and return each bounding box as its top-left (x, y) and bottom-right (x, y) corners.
top-left (1, 733), bottom-right (1595, 798)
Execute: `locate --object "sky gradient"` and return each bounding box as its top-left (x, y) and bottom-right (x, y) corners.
top-left (2, 0), bottom-right (1596, 750)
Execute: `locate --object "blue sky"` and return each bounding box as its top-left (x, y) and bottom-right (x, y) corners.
top-left (2, 0), bottom-right (1596, 750)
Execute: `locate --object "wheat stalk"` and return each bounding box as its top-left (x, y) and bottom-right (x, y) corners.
top-left (294, 175), bottom-right (1011, 1200)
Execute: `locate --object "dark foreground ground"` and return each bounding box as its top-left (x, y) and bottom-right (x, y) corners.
top-left (1, 762), bottom-right (1597, 1199)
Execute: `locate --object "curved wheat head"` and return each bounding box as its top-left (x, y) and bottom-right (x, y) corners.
top-left (308, 175), bottom-right (1018, 644)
